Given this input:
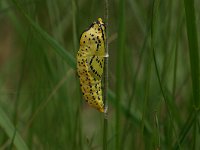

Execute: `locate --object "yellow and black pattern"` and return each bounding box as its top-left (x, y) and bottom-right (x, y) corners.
top-left (77, 18), bottom-right (106, 112)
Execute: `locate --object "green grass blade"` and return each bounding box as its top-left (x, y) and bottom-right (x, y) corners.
top-left (115, 0), bottom-right (125, 149)
top-left (0, 107), bottom-right (29, 150)
top-left (72, 0), bottom-right (79, 53)
top-left (11, 0), bottom-right (76, 69)
top-left (108, 89), bottom-right (152, 134)
top-left (103, 0), bottom-right (109, 150)
top-left (184, 0), bottom-right (200, 108)
top-left (173, 0), bottom-right (200, 148)
top-left (151, 0), bottom-right (180, 148)
top-left (173, 110), bottom-right (196, 149)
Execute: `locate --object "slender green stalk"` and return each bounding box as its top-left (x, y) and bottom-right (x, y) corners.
top-left (72, 0), bottom-right (79, 53)
top-left (77, 109), bottom-right (83, 150)
top-left (154, 111), bottom-right (160, 149)
top-left (151, 0), bottom-right (180, 148)
top-left (141, 51), bottom-right (152, 135)
top-left (116, 0), bottom-right (125, 149)
top-left (9, 127), bottom-right (16, 150)
top-left (173, 110), bottom-right (197, 149)
top-left (184, 0), bottom-right (200, 109)
top-left (178, 0), bottom-right (200, 149)
top-left (103, 0), bottom-right (109, 150)
top-left (172, 4), bottom-right (184, 100)
top-left (0, 107), bottom-right (29, 150)
top-left (71, 1), bottom-right (83, 149)
top-left (172, 28), bottom-right (179, 98)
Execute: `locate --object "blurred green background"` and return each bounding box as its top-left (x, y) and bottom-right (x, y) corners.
top-left (0, 0), bottom-right (200, 149)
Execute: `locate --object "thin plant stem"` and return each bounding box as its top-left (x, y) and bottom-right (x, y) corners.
top-left (183, 0), bottom-right (199, 149)
top-left (103, 0), bottom-right (109, 150)
top-left (151, 0), bottom-right (181, 149)
top-left (116, 0), bottom-right (125, 149)
top-left (72, 0), bottom-right (79, 53)
top-left (184, 0), bottom-right (200, 110)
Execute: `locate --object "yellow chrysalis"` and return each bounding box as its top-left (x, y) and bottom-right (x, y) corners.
top-left (77, 18), bottom-right (106, 112)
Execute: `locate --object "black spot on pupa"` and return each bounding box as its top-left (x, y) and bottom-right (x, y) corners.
top-left (97, 44), bottom-right (99, 50)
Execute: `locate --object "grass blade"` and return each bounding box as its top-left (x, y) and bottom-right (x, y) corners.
top-left (115, 0), bottom-right (125, 149)
top-left (103, 0), bottom-right (109, 150)
top-left (173, 0), bottom-right (200, 148)
top-left (184, 0), bottom-right (200, 108)
top-left (0, 107), bottom-right (29, 150)
top-left (11, 0), bottom-right (76, 69)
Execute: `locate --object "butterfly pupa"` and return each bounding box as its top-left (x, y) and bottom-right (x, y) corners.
top-left (77, 18), bottom-right (106, 112)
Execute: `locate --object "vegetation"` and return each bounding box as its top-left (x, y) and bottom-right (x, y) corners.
top-left (0, 0), bottom-right (199, 149)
